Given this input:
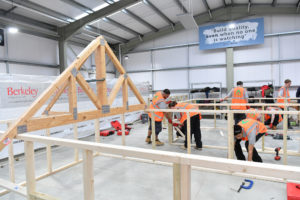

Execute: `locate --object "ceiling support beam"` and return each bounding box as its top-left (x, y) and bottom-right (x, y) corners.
top-left (60, 0), bottom-right (140, 40)
top-left (297, 0), bottom-right (300, 12)
top-left (202, 0), bottom-right (212, 19)
top-left (61, 0), bottom-right (93, 14)
top-left (102, 17), bottom-right (142, 36)
top-left (121, 9), bottom-right (158, 32)
top-left (142, 0), bottom-right (174, 27)
top-left (173, 0), bottom-right (187, 13)
top-left (84, 25), bottom-right (128, 43)
top-left (3, 6), bottom-right (16, 14)
top-left (248, 0), bottom-right (251, 13)
top-left (272, 0), bottom-right (277, 7)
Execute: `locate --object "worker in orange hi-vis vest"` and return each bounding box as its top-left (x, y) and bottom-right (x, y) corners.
top-left (277, 79), bottom-right (293, 129)
top-left (246, 107), bottom-right (262, 121)
top-left (234, 118), bottom-right (267, 162)
top-left (220, 81), bottom-right (249, 125)
top-left (146, 89), bottom-right (173, 146)
top-left (264, 106), bottom-right (283, 130)
top-left (168, 101), bottom-right (202, 150)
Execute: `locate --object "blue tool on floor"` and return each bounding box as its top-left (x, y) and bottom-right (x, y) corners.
top-left (237, 179), bottom-right (254, 192)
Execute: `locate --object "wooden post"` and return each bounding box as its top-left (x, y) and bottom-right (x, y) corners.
top-left (46, 128), bottom-right (52, 173)
top-left (94, 119), bottom-right (100, 143)
top-left (187, 113), bottom-right (191, 154)
top-left (214, 99), bottom-right (216, 128)
top-left (180, 164), bottom-right (191, 200)
top-left (168, 122), bottom-right (173, 144)
top-left (24, 141), bottom-right (36, 199)
top-left (82, 150), bottom-right (94, 200)
top-left (95, 39), bottom-right (108, 106)
top-left (7, 122), bottom-right (15, 183)
top-left (151, 112), bottom-right (156, 149)
top-left (283, 99), bottom-right (288, 165)
top-left (261, 105), bottom-right (265, 152)
top-left (227, 112), bottom-right (234, 159)
top-left (173, 163), bottom-right (180, 200)
top-left (68, 76), bottom-right (77, 118)
top-left (74, 123), bottom-right (79, 162)
top-left (121, 114), bottom-right (126, 146)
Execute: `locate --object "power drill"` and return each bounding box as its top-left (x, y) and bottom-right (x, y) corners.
top-left (274, 147), bottom-right (281, 160)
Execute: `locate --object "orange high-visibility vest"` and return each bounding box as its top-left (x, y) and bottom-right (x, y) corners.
top-left (277, 86), bottom-right (290, 109)
top-left (175, 103), bottom-right (202, 124)
top-left (246, 108), bottom-right (260, 120)
top-left (148, 91), bottom-right (166, 122)
top-left (238, 119), bottom-right (267, 141)
top-left (265, 107), bottom-right (283, 123)
top-left (231, 87), bottom-right (247, 110)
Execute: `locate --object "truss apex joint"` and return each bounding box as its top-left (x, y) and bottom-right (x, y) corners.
top-left (100, 38), bottom-right (106, 46)
top-left (71, 68), bottom-right (78, 77)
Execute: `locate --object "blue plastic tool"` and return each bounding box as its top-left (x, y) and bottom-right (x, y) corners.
top-left (241, 179), bottom-right (254, 190)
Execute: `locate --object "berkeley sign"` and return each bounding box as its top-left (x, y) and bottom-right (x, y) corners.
top-left (199, 18), bottom-right (264, 50)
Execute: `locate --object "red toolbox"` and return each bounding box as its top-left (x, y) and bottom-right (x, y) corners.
top-left (117, 130), bottom-right (130, 136)
top-left (287, 182), bottom-right (300, 200)
top-left (100, 130), bottom-right (115, 136)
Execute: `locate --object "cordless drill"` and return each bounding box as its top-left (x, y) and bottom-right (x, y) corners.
top-left (274, 147), bottom-right (281, 161)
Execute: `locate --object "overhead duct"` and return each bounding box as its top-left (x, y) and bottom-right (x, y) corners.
top-left (177, 13), bottom-right (198, 29)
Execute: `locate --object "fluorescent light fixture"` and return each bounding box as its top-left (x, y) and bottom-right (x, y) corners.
top-left (124, 55), bottom-right (129, 60)
top-left (75, 13), bottom-right (89, 20)
top-left (177, 13), bottom-right (198, 30)
top-left (93, 3), bottom-right (109, 12)
top-left (228, 23), bottom-right (236, 29)
top-left (8, 27), bottom-right (18, 34)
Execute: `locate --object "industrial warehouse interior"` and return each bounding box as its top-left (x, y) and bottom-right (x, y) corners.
top-left (0, 0), bottom-right (300, 199)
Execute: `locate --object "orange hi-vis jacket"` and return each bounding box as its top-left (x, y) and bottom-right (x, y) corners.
top-left (246, 108), bottom-right (260, 120)
top-left (231, 87), bottom-right (247, 110)
top-left (175, 103), bottom-right (202, 124)
top-left (265, 107), bottom-right (283, 123)
top-left (238, 119), bottom-right (267, 141)
top-left (277, 86), bottom-right (290, 109)
top-left (148, 91), bottom-right (166, 122)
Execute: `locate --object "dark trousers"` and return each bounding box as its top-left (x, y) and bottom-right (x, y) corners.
top-left (235, 133), bottom-right (265, 162)
top-left (182, 115), bottom-right (202, 148)
top-left (265, 114), bottom-right (280, 126)
top-left (280, 108), bottom-right (292, 128)
top-left (234, 113), bottom-right (246, 125)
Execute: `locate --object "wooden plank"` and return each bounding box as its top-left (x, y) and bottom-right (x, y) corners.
top-left (46, 129), bottom-right (52, 173)
top-left (44, 80), bottom-right (68, 114)
top-left (76, 73), bottom-right (102, 109)
top-left (7, 122), bottom-right (15, 183)
top-left (121, 114), bottom-right (126, 146)
top-left (186, 113), bottom-right (191, 154)
top-left (104, 43), bottom-right (126, 74)
top-left (127, 76), bottom-right (146, 104)
top-left (227, 112), bottom-right (234, 159)
top-left (82, 150), bottom-right (94, 200)
top-left (74, 123), bottom-right (79, 162)
top-left (22, 104), bottom-right (145, 133)
top-left (168, 122), bottom-right (173, 144)
top-left (151, 112), bottom-right (156, 149)
top-left (180, 164), bottom-right (191, 200)
top-left (94, 119), bottom-right (100, 143)
top-left (24, 141), bottom-right (36, 199)
top-left (68, 76), bottom-right (77, 116)
top-left (122, 78), bottom-right (128, 110)
top-left (0, 178), bottom-right (27, 197)
top-left (173, 163), bottom-right (180, 200)
top-left (283, 110), bottom-right (288, 165)
top-left (95, 41), bottom-right (108, 105)
top-left (108, 75), bottom-right (125, 106)
top-left (47, 111), bottom-right (70, 116)
top-left (30, 192), bottom-right (59, 200)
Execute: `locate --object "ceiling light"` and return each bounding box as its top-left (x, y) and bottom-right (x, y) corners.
top-left (124, 55), bottom-right (129, 60)
top-left (75, 13), bottom-right (88, 20)
top-left (93, 3), bottom-right (109, 12)
top-left (8, 27), bottom-right (18, 34)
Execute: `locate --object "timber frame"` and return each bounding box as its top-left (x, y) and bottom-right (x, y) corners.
top-left (0, 36), bottom-right (146, 151)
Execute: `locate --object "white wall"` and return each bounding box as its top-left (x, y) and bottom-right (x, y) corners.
top-left (123, 15), bottom-right (300, 93)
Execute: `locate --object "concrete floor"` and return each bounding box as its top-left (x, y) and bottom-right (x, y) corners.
top-left (1, 118), bottom-right (300, 200)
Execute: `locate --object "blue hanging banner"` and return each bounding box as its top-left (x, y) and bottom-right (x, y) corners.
top-left (199, 18), bottom-right (264, 50)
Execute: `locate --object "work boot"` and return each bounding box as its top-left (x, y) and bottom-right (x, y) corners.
top-left (194, 146), bottom-right (203, 150)
top-left (155, 139), bottom-right (164, 146)
top-left (145, 136), bottom-right (151, 144)
top-left (272, 126), bottom-right (277, 130)
top-left (180, 145), bottom-right (187, 150)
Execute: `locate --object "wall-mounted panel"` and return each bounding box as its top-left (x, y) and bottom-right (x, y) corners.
top-left (189, 46), bottom-right (226, 66)
top-left (123, 51), bottom-right (151, 71)
top-left (234, 37), bottom-right (279, 63)
top-left (128, 72), bottom-right (152, 85)
top-left (189, 67), bottom-right (226, 87)
top-left (279, 34), bottom-right (300, 60)
top-left (8, 33), bottom-right (58, 65)
top-left (271, 15), bottom-right (300, 33)
top-left (280, 61), bottom-right (300, 86)
top-left (9, 64), bottom-right (59, 76)
top-left (234, 64), bottom-right (273, 87)
top-left (154, 70), bottom-right (188, 90)
top-left (153, 47), bottom-right (188, 69)
top-left (0, 63), bottom-right (6, 73)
